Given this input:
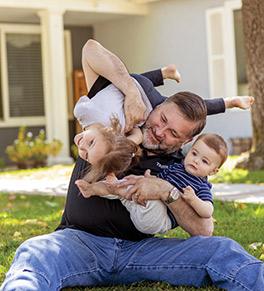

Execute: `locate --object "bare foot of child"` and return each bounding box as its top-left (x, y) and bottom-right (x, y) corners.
top-left (224, 96), bottom-right (254, 110)
top-left (161, 64), bottom-right (181, 83)
top-left (75, 179), bottom-right (94, 198)
top-left (75, 179), bottom-right (107, 198)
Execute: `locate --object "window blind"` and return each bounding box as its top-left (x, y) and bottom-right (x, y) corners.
top-left (6, 33), bottom-right (44, 117)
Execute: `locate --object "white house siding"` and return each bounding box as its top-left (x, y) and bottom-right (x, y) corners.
top-left (0, 0), bottom-right (147, 166)
top-left (0, 0), bottom-right (252, 164)
top-left (94, 0), bottom-right (253, 153)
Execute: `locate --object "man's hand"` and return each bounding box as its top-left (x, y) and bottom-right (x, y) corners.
top-left (124, 90), bottom-right (147, 132)
top-left (119, 170), bottom-right (172, 206)
top-left (83, 39), bottom-right (147, 133)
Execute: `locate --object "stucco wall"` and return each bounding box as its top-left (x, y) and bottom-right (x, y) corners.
top-left (93, 0), bottom-right (252, 153)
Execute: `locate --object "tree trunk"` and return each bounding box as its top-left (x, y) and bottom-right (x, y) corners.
top-left (238, 0), bottom-right (264, 170)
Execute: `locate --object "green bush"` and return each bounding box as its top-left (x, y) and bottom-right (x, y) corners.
top-left (6, 126), bottom-right (63, 168)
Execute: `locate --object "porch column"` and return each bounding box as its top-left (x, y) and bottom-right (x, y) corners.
top-left (37, 9), bottom-right (73, 165)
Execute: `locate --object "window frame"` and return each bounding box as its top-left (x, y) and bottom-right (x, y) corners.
top-left (0, 23), bottom-right (45, 127)
top-left (206, 0), bottom-right (243, 99)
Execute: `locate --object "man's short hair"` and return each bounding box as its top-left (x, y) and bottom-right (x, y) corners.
top-left (164, 91), bottom-right (207, 138)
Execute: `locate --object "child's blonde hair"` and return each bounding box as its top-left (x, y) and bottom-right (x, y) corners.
top-left (83, 116), bottom-right (142, 183)
top-left (194, 133), bottom-right (229, 168)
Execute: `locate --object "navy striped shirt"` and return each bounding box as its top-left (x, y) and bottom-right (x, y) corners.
top-left (157, 163), bottom-right (213, 204)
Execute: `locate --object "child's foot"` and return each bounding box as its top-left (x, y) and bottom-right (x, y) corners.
top-left (225, 96), bottom-right (254, 110)
top-left (75, 179), bottom-right (93, 198)
top-left (161, 64), bottom-right (181, 83)
top-left (106, 173), bottom-right (118, 194)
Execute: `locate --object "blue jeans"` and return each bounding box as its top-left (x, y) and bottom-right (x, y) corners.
top-left (1, 229), bottom-right (263, 291)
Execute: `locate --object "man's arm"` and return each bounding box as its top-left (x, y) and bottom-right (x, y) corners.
top-left (82, 39), bottom-right (146, 131)
top-left (120, 174), bottom-right (214, 237)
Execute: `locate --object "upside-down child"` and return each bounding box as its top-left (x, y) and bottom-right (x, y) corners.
top-left (74, 40), bottom-right (182, 182)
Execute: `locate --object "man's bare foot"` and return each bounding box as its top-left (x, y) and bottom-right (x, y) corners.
top-left (161, 64), bottom-right (181, 83)
top-left (224, 96), bottom-right (254, 110)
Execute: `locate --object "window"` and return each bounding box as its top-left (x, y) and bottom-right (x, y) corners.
top-left (0, 24), bottom-right (73, 127)
top-left (0, 24), bottom-right (45, 126)
top-left (206, 7), bottom-right (226, 98)
top-left (206, 0), bottom-right (247, 98)
top-left (6, 33), bottom-right (44, 117)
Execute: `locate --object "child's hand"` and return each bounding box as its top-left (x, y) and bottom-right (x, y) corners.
top-left (182, 186), bottom-right (196, 203)
top-left (106, 173), bottom-right (119, 194)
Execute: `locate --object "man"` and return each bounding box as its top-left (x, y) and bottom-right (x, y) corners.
top-left (1, 40), bottom-right (261, 291)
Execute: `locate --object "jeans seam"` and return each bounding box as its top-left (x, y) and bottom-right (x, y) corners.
top-left (67, 230), bottom-right (98, 270)
top-left (6, 268), bottom-right (50, 286)
top-left (57, 269), bottom-right (100, 290)
top-left (129, 238), bottom-right (160, 265)
top-left (126, 263), bottom-right (205, 269)
top-left (230, 260), bottom-right (262, 277)
top-left (206, 265), bottom-right (251, 291)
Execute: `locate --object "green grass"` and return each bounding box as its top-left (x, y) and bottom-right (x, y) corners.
top-left (0, 193), bottom-right (65, 283)
top-left (209, 156), bottom-right (264, 184)
top-left (1, 193), bottom-right (264, 290)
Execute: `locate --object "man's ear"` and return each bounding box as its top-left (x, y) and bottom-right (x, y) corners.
top-left (180, 138), bottom-right (193, 148)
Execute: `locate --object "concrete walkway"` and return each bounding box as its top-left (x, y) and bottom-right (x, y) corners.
top-left (0, 178), bottom-right (70, 197)
top-left (0, 178), bottom-right (264, 204)
top-left (212, 183), bottom-right (264, 204)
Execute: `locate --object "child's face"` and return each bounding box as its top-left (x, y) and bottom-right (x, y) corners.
top-left (74, 126), bottom-right (109, 165)
top-left (184, 139), bottom-right (221, 178)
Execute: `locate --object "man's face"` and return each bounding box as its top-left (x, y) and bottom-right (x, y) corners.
top-left (141, 103), bottom-right (198, 154)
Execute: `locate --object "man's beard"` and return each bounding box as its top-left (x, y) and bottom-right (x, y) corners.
top-left (141, 126), bottom-right (179, 155)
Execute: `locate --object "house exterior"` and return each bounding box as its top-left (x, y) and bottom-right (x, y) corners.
top-left (0, 0), bottom-right (252, 166)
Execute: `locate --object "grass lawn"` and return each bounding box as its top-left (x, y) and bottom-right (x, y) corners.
top-left (0, 159), bottom-right (264, 290)
top-left (209, 156), bottom-right (264, 184)
top-left (1, 192), bottom-right (264, 290)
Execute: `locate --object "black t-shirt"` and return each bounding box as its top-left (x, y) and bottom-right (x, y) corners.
top-left (56, 149), bottom-right (185, 241)
top-left (56, 73), bottom-right (225, 241)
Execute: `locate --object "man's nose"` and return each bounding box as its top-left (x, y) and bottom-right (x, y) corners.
top-left (156, 125), bottom-right (167, 137)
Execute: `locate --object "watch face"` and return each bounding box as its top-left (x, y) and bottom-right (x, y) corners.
top-left (165, 187), bottom-right (179, 204)
top-left (171, 188), bottom-right (180, 199)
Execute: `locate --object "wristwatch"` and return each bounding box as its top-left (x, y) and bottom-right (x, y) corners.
top-left (164, 187), bottom-right (180, 204)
